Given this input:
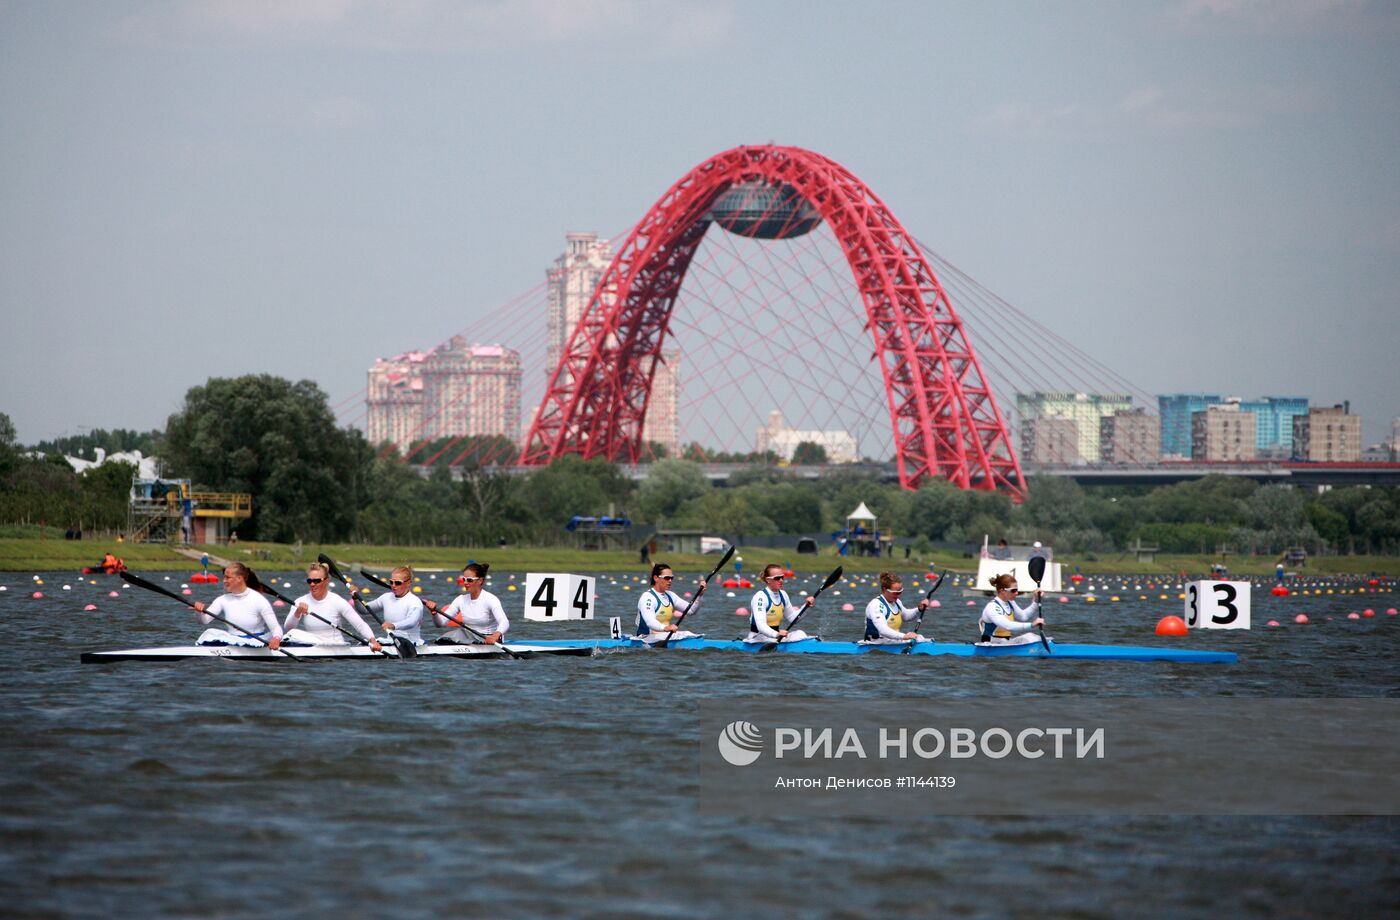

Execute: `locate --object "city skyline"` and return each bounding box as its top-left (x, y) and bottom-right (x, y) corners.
top-left (3, 3), bottom-right (1398, 448)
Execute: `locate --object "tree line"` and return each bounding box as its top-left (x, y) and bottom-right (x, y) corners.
top-left (4, 375), bottom-right (1397, 554)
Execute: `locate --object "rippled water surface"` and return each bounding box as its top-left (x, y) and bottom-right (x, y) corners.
top-left (3, 569), bottom-right (1398, 918)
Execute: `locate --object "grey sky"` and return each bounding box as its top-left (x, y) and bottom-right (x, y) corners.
top-left (3, 0), bottom-right (1398, 448)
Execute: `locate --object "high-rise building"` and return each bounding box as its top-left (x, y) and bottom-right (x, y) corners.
top-left (1237, 396), bottom-right (1309, 455)
top-left (1016, 392), bottom-right (1133, 463)
top-left (1158, 394), bottom-right (1223, 459)
top-left (642, 349), bottom-right (681, 456)
top-left (1191, 404), bottom-right (1256, 461)
top-left (365, 338), bottom-right (521, 451)
top-left (546, 232), bottom-right (614, 375)
top-left (1022, 416), bottom-right (1081, 465)
top-left (545, 232), bottom-right (680, 456)
top-left (1160, 394), bottom-right (1308, 459)
top-left (1292, 404), bottom-right (1362, 461)
top-left (1100, 408), bottom-right (1160, 464)
top-left (756, 410), bottom-right (858, 463)
top-left (366, 351), bottom-right (429, 449)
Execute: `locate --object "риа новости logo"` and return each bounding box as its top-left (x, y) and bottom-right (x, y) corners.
top-left (717, 720), bottom-right (764, 766)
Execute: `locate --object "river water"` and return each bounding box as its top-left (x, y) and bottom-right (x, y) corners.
top-left (2, 569), bottom-right (1397, 918)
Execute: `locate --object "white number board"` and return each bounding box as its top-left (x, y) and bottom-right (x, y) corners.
top-left (1184, 580), bottom-right (1251, 630)
top-left (524, 573), bottom-right (596, 622)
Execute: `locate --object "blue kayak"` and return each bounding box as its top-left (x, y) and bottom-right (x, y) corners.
top-left (522, 637), bottom-right (1237, 663)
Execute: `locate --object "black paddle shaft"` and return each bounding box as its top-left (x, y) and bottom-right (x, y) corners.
top-left (660, 544), bottom-right (735, 647)
top-left (318, 555), bottom-right (417, 659)
top-left (1026, 555), bottom-right (1052, 653)
top-left (119, 570), bottom-right (300, 661)
top-left (360, 567), bottom-right (524, 659)
top-left (759, 566), bottom-right (843, 652)
top-left (248, 572), bottom-right (378, 650)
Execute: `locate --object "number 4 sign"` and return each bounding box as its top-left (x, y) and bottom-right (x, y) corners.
top-left (524, 573), bottom-right (597, 621)
top-left (1185, 581), bottom-right (1251, 630)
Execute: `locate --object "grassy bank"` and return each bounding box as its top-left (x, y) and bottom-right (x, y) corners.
top-left (1, 537), bottom-right (1395, 578)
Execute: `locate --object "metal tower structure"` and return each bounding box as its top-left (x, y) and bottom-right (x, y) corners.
top-left (519, 144), bottom-right (1025, 498)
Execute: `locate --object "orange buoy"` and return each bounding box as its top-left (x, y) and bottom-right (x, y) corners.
top-left (1363, 609), bottom-right (1375, 618)
top-left (1155, 615), bottom-right (1188, 636)
top-left (722, 579), bottom-right (739, 589)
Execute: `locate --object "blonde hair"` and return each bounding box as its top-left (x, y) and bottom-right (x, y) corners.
top-left (306, 562), bottom-right (329, 579)
top-left (392, 565), bottom-right (413, 583)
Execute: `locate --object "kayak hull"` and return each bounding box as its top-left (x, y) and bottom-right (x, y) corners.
top-left (523, 637), bottom-right (1237, 663)
top-left (80, 643), bottom-right (595, 662)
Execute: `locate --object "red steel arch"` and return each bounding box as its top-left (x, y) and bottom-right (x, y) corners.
top-left (519, 144), bottom-right (1025, 498)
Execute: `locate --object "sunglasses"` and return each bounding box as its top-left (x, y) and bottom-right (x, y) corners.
top-left (458, 576), bottom-right (481, 584)
top-left (390, 580), bottom-right (409, 587)
top-left (305, 577), bottom-right (324, 585)
top-left (1004, 588), bottom-right (1020, 593)
top-left (657, 575), bottom-right (674, 580)
top-left (767, 575), bottom-right (786, 581)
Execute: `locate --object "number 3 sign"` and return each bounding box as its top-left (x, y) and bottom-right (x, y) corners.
top-left (1185, 581), bottom-right (1251, 630)
top-left (524, 573), bottom-right (596, 621)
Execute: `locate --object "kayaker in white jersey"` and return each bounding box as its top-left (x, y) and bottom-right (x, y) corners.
top-left (862, 571), bottom-right (928, 643)
top-left (363, 565), bottom-right (426, 645)
top-left (282, 562), bottom-right (381, 650)
top-left (978, 573), bottom-right (1044, 644)
top-left (425, 561), bottom-right (510, 645)
top-left (633, 563), bottom-right (706, 642)
top-left (192, 563), bottom-right (283, 648)
top-left (744, 564), bottom-right (814, 644)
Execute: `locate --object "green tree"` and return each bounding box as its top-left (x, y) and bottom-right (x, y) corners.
top-left (163, 375), bottom-right (369, 542)
top-left (790, 441), bottom-right (828, 465)
top-left (517, 455), bottom-right (633, 523)
top-left (636, 459), bottom-right (710, 523)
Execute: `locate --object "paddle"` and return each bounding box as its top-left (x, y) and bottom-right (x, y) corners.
top-left (119, 570), bottom-right (300, 661)
top-left (902, 571), bottom-right (948, 654)
top-left (361, 568), bottom-right (527, 660)
top-left (659, 544), bottom-right (734, 648)
top-left (317, 554), bottom-right (417, 659)
top-left (1027, 555), bottom-right (1052, 654)
top-left (246, 570), bottom-right (384, 653)
top-left (759, 565), bottom-right (842, 653)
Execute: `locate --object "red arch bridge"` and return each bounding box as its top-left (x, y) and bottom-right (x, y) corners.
top-left (519, 144), bottom-right (1027, 500)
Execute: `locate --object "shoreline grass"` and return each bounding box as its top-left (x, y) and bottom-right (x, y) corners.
top-left (1, 536), bottom-right (1394, 578)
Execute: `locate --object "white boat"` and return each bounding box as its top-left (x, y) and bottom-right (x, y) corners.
top-left (969, 535), bottom-right (1063, 595)
top-left (81, 642), bottom-right (595, 662)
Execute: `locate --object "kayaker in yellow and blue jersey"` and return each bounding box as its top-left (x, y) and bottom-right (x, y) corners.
top-left (978, 573), bottom-right (1044, 644)
top-left (862, 571), bottom-right (928, 643)
top-left (634, 563), bottom-right (706, 643)
top-left (743, 564), bottom-right (815, 644)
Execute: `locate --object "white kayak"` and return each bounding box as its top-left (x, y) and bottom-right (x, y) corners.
top-left (80, 642), bottom-right (595, 662)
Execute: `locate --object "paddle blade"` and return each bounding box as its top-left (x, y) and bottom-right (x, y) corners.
top-left (1027, 555), bottom-right (1047, 586)
top-left (706, 545), bottom-right (736, 581)
top-left (822, 566), bottom-right (844, 590)
top-left (925, 572), bottom-right (947, 599)
top-left (318, 553), bottom-right (348, 585)
top-left (359, 567), bottom-right (391, 590)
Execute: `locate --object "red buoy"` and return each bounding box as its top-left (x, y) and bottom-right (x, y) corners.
top-left (1155, 615), bottom-right (1188, 636)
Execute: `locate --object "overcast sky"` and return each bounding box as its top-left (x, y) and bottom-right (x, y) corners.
top-left (3, 0), bottom-right (1398, 448)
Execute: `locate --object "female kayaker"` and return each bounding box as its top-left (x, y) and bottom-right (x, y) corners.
top-left (863, 571), bottom-right (927, 643)
top-left (192, 562), bottom-right (283, 648)
top-left (282, 562), bottom-right (381, 650)
top-left (978, 573), bottom-right (1044, 643)
top-left (363, 564), bottom-right (426, 646)
top-left (633, 563), bottom-right (706, 642)
top-left (744, 564), bottom-right (814, 644)
top-left (426, 561), bottom-right (510, 645)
